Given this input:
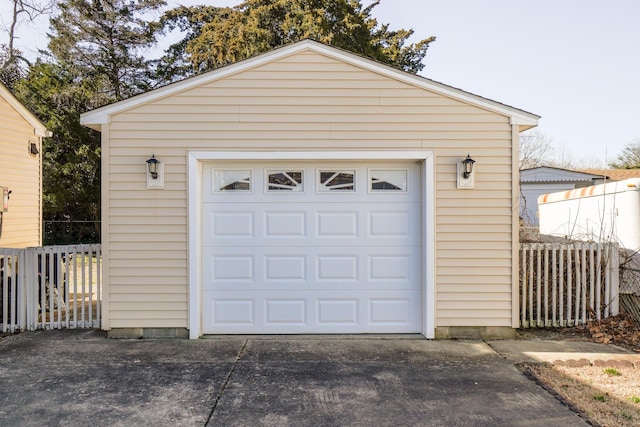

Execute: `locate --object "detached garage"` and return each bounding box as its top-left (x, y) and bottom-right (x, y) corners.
top-left (80, 40), bottom-right (539, 339)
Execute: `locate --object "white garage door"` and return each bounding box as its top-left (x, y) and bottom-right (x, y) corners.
top-left (201, 161), bottom-right (422, 334)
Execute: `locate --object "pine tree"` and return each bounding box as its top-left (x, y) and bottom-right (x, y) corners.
top-left (160, 0), bottom-right (435, 78)
top-left (49, 0), bottom-right (166, 101)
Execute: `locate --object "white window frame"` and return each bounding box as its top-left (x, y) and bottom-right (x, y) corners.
top-left (368, 168), bottom-right (409, 193)
top-left (188, 151), bottom-right (435, 339)
top-left (317, 169), bottom-right (357, 193)
top-left (265, 169), bottom-right (305, 192)
top-left (212, 168), bottom-right (253, 193)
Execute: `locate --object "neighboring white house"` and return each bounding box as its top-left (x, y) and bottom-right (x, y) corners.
top-left (0, 82), bottom-right (50, 247)
top-left (520, 166), bottom-right (605, 226)
top-left (81, 40), bottom-right (539, 339)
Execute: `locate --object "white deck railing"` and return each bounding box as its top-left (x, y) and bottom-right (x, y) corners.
top-left (0, 244), bottom-right (101, 333)
top-left (520, 242), bottom-right (619, 328)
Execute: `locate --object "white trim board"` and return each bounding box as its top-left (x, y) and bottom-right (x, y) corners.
top-left (187, 150), bottom-right (436, 339)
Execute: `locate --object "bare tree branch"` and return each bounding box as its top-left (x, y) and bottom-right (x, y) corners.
top-left (609, 138), bottom-right (640, 169)
top-left (519, 130), bottom-right (554, 170)
top-left (0, 0), bottom-right (55, 72)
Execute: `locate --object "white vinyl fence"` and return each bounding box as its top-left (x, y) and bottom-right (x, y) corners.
top-left (0, 244), bottom-right (101, 333)
top-left (520, 242), bottom-right (619, 328)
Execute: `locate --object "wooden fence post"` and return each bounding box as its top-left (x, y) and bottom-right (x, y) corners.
top-left (608, 244), bottom-right (620, 316)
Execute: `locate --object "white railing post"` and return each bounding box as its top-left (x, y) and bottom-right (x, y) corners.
top-left (544, 246), bottom-right (549, 327)
top-left (596, 244), bottom-right (602, 320)
top-left (95, 244), bottom-right (101, 329)
top-left (24, 248), bottom-right (36, 330)
top-left (1, 253), bottom-right (7, 332)
top-left (551, 246), bottom-right (557, 326)
top-left (528, 245), bottom-right (534, 327)
top-left (588, 244), bottom-right (595, 320)
top-left (521, 244), bottom-right (527, 328)
top-left (559, 244), bottom-right (565, 326)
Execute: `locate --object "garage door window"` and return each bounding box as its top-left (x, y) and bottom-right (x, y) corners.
top-left (214, 170), bottom-right (252, 191)
top-left (267, 171), bottom-right (303, 192)
top-left (318, 170), bottom-right (355, 192)
top-left (370, 170), bottom-right (407, 192)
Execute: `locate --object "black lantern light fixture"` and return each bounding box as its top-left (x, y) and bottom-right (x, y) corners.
top-left (146, 154), bottom-right (160, 179)
top-left (462, 154), bottom-right (476, 179)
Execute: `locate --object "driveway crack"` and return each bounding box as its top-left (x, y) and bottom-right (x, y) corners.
top-left (205, 338), bottom-right (248, 425)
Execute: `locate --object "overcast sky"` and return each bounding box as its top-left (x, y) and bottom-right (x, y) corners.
top-left (2, 0), bottom-right (638, 167)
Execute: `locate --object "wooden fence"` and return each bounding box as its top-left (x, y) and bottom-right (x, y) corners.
top-left (1, 242), bottom-right (621, 332)
top-left (0, 244), bottom-right (101, 333)
top-left (520, 242), bottom-right (619, 328)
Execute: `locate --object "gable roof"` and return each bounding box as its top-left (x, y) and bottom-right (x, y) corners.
top-left (81, 39), bottom-right (540, 132)
top-left (520, 166), bottom-right (604, 183)
top-left (0, 82), bottom-right (50, 137)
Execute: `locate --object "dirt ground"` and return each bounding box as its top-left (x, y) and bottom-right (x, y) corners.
top-left (520, 313), bottom-right (640, 427)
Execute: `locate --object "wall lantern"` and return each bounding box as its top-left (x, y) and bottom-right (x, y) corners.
top-left (462, 154), bottom-right (476, 179)
top-left (145, 154), bottom-right (164, 189)
top-left (29, 141), bottom-right (39, 155)
top-left (146, 154), bottom-right (160, 179)
top-left (457, 154), bottom-right (476, 189)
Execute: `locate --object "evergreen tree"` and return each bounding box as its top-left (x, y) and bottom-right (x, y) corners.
top-left (14, 61), bottom-right (103, 243)
top-left (160, 0), bottom-right (435, 78)
top-left (13, 0), bottom-right (165, 243)
top-left (49, 0), bottom-right (166, 101)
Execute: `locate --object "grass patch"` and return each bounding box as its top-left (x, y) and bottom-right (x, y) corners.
top-left (603, 367), bottom-right (622, 376)
top-left (523, 363), bottom-right (640, 427)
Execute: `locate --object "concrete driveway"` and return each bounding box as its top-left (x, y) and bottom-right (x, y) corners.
top-left (0, 330), bottom-right (589, 426)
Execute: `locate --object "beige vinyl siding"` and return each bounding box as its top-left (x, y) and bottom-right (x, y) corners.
top-left (0, 97), bottom-right (41, 247)
top-left (104, 50), bottom-right (516, 329)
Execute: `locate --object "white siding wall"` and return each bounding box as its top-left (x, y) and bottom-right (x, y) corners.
top-left (0, 97), bottom-right (41, 248)
top-left (105, 51), bottom-right (515, 329)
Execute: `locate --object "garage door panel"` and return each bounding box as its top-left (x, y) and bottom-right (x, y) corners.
top-left (203, 246), bottom-right (418, 291)
top-left (369, 211), bottom-right (412, 237)
top-left (369, 298), bottom-right (415, 324)
top-left (201, 290), bottom-right (421, 334)
top-left (317, 299), bottom-right (359, 325)
top-left (369, 254), bottom-right (411, 280)
top-left (316, 210), bottom-right (358, 237)
top-left (201, 161), bottom-right (421, 198)
top-left (201, 161), bottom-right (422, 334)
top-left (265, 211), bottom-right (307, 237)
top-left (265, 299), bottom-right (307, 325)
top-left (203, 203), bottom-right (419, 247)
top-left (205, 298), bottom-right (255, 326)
top-left (212, 255), bottom-right (254, 282)
top-left (264, 255), bottom-right (307, 281)
top-left (203, 210), bottom-right (256, 241)
top-left (316, 255), bottom-right (359, 281)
